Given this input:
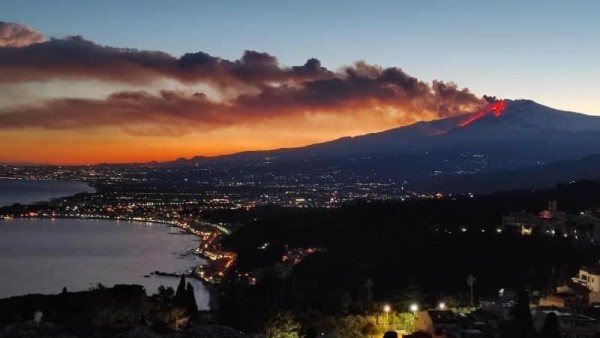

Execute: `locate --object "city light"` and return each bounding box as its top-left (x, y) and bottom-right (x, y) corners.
top-left (410, 303), bottom-right (418, 316)
top-left (438, 302), bottom-right (446, 310)
top-left (383, 304), bottom-right (391, 329)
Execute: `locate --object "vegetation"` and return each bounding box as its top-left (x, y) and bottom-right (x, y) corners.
top-left (265, 311), bottom-right (301, 338)
top-left (215, 181), bottom-right (600, 334)
top-left (0, 277), bottom-right (202, 336)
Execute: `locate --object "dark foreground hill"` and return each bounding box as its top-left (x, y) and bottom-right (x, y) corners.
top-left (0, 283), bottom-right (242, 338)
top-left (216, 180), bottom-right (600, 331)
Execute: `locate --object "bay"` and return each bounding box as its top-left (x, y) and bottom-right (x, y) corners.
top-left (0, 218), bottom-right (209, 309)
top-left (0, 179), bottom-right (95, 207)
top-left (0, 179), bottom-right (209, 309)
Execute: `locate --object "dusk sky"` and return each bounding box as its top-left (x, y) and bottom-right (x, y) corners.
top-left (1, 0), bottom-right (599, 164)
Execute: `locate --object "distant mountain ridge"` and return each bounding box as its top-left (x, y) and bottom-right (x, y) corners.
top-left (170, 99), bottom-right (600, 193)
top-left (179, 99), bottom-right (600, 163)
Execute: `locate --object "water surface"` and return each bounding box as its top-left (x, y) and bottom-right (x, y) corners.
top-left (0, 179), bottom-right (94, 207)
top-left (0, 218), bottom-right (209, 309)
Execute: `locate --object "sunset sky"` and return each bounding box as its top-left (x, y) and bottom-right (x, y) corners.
top-left (1, 0), bottom-right (599, 164)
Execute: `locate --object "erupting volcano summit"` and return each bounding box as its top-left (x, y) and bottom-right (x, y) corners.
top-left (458, 100), bottom-right (507, 127)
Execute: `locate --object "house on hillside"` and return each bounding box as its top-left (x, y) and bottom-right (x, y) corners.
top-left (502, 201), bottom-right (600, 242)
top-left (540, 265), bottom-right (600, 309)
top-left (573, 266), bottom-right (600, 304)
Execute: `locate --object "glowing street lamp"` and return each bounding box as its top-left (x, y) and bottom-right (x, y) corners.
top-left (410, 303), bottom-right (418, 317)
top-left (438, 302), bottom-right (446, 310)
top-left (383, 304), bottom-right (391, 329)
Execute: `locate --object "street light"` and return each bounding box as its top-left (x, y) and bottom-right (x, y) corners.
top-left (438, 302), bottom-right (446, 310)
top-left (383, 304), bottom-right (391, 329)
top-left (410, 303), bottom-right (418, 317)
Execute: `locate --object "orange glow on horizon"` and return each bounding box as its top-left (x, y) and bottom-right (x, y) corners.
top-left (0, 109), bottom-right (436, 165)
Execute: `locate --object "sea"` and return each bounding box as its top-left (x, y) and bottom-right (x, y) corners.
top-left (0, 179), bottom-right (209, 309)
top-left (0, 179), bottom-right (95, 207)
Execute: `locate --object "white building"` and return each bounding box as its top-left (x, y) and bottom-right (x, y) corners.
top-left (573, 266), bottom-right (600, 304)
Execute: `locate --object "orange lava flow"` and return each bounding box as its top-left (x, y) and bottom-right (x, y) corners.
top-left (458, 100), bottom-right (506, 127)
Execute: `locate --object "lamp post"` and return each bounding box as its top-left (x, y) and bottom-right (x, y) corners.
top-left (383, 304), bottom-right (391, 330)
top-left (410, 303), bottom-right (418, 317)
top-left (466, 274), bottom-right (476, 307)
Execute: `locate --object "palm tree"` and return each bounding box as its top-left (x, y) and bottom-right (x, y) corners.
top-left (466, 274), bottom-right (476, 307)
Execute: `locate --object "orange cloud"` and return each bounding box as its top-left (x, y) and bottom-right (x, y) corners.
top-left (0, 22), bottom-right (45, 48)
top-left (0, 63), bottom-right (485, 135)
top-left (0, 22), bottom-right (490, 164)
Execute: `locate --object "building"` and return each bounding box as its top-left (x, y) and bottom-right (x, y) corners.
top-left (502, 201), bottom-right (600, 242)
top-left (573, 266), bottom-right (600, 304)
top-left (414, 310), bottom-right (459, 338)
top-left (541, 265), bottom-right (600, 310)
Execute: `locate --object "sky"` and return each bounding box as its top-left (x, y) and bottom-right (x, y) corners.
top-left (1, 0), bottom-right (599, 164)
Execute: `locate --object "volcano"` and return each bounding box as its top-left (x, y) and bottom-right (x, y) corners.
top-left (210, 99), bottom-right (600, 162)
top-left (178, 99), bottom-right (600, 192)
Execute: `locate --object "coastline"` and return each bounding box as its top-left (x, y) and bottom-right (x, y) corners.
top-left (0, 215), bottom-right (219, 308)
top-left (0, 179), bottom-right (227, 310)
top-left (0, 178), bottom-right (95, 208)
top-left (0, 217), bottom-right (212, 308)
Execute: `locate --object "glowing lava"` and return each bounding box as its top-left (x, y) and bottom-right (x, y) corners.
top-left (458, 100), bottom-right (506, 127)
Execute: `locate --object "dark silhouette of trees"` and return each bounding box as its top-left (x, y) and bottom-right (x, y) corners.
top-left (502, 289), bottom-right (535, 338)
top-left (539, 312), bottom-right (560, 338)
top-left (154, 285), bottom-right (174, 304)
top-left (186, 282), bottom-right (198, 316)
top-left (176, 275), bottom-right (186, 297)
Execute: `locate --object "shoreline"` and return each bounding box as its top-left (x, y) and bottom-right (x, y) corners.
top-left (0, 178), bottom-right (95, 208)
top-left (1, 216), bottom-right (219, 303)
top-left (0, 180), bottom-right (227, 310)
top-left (0, 216), bottom-right (215, 309)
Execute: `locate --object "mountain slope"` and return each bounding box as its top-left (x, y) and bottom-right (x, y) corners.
top-left (184, 99), bottom-right (600, 166)
top-left (173, 99), bottom-right (600, 193)
top-left (409, 154), bottom-right (600, 194)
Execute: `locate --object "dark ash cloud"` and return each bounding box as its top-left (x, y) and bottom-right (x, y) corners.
top-left (0, 65), bottom-right (485, 135)
top-left (0, 36), bottom-right (333, 85)
top-left (0, 23), bottom-right (489, 135)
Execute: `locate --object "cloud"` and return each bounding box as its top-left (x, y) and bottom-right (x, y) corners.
top-left (0, 22), bottom-right (45, 48)
top-left (0, 22), bottom-right (488, 136)
top-left (0, 36), bottom-right (333, 85)
top-left (0, 66), bottom-right (485, 135)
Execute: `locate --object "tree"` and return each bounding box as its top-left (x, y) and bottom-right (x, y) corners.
top-left (154, 285), bottom-right (175, 304)
top-left (391, 312), bottom-right (415, 333)
top-left (325, 315), bottom-right (379, 338)
top-left (539, 312), bottom-right (560, 338)
top-left (176, 275), bottom-right (186, 298)
top-left (502, 289), bottom-right (534, 338)
top-left (186, 282), bottom-right (199, 315)
top-left (395, 278), bottom-right (425, 312)
top-left (265, 311), bottom-right (301, 338)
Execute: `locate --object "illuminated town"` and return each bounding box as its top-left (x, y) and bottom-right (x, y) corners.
top-left (3, 2), bottom-right (600, 337)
